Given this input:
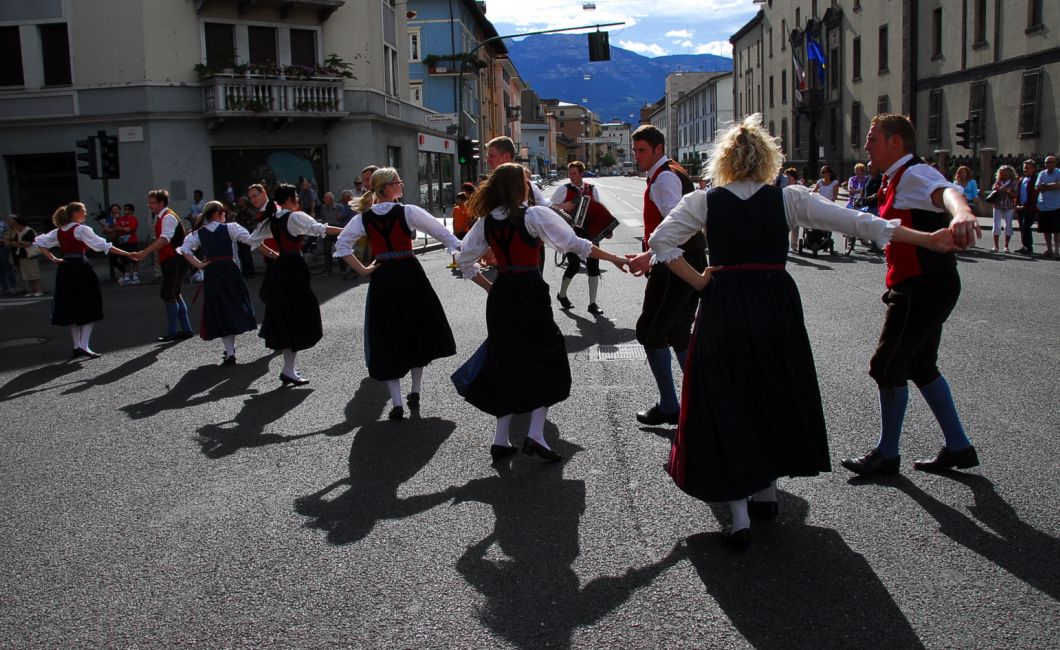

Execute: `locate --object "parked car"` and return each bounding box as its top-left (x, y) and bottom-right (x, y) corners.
top-left (530, 174), bottom-right (542, 187)
top-left (583, 170), bottom-right (597, 177)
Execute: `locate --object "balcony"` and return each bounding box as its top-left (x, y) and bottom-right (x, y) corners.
top-left (202, 74), bottom-right (345, 123)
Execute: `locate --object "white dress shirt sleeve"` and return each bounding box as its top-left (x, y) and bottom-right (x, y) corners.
top-left (891, 165), bottom-right (954, 213)
top-left (550, 185), bottom-right (570, 205)
top-left (650, 169), bottom-right (685, 218)
top-left (75, 224), bottom-right (114, 253)
top-left (159, 213), bottom-right (179, 241)
top-left (403, 205), bottom-right (461, 253)
top-left (525, 206), bottom-right (592, 259)
top-left (227, 222), bottom-right (255, 245)
top-left (784, 185), bottom-right (900, 244)
top-left (455, 217), bottom-right (488, 280)
top-left (286, 211), bottom-right (328, 237)
top-left (32, 228), bottom-right (59, 250)
top-left (176, 231), bottom-right (200, 255)
top-left (334, 213), bottom-right (365, 257)
top-left (648, 191), bottom-right (707, 263)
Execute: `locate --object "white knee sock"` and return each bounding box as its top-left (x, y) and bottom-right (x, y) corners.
top-left (558, 275), bottom-right (572, 298)
top-left (281, 349), bottom-right (297, 377)
top-left (386, 379), bottom-right (403, 407)
top-left (729, 499), bottom-right (750, 532)
top-left (587, 275), bottom-right (599, 304)
top-left (751, 480), bottom-right (778, 503)
top-left (494, 414), bottom-right (513, 447)
top-left (79, 323), bottom-right (94, 351)
top-left (528, 406), bottom-right (550, 448)
top-left (69, 325), bottom-right (81, 349)
top-left (222, 335), bottom-right (236, 357)
top-left (410, 367), bottom-right (423, 394)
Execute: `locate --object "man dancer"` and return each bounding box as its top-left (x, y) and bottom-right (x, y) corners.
top-left (1015, 159), bottom-right (1038, 255)
top-left (136, 189), bottom-right (193, 341)
top-left (842, 113), bottom-right (981, 477)
top-left (552, 160), bottom-right (607, 314)
top-left (625, 125), bottom-right (704, 426)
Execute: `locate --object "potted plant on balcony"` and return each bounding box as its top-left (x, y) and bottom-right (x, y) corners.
top-left (321, 53), bottom-right (355, 79)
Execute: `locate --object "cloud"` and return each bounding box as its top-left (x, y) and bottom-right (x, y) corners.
top-left (679, 40), bottom-right (694, 48)
top-left (666, 29), bottom-right (694, 39)
top-left (618, 40), bottom-right (668, 57)
top-left (694, 40), bottom-right (733, 56)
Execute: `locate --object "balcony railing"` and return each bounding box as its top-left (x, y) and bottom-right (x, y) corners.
top-left (202, 74), bottom-right (345, 117)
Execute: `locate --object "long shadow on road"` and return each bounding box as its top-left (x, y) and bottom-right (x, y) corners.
top-left (686, 491), bottom-right (925, 649)
top-left (0, 360), bottom-right (83, 402)
top-left (60, 344), bottom-right (173, 395)
top-left (195, 385), bottom-right (316, 459)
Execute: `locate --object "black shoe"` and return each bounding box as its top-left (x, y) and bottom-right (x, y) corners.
top-left (407, 392), bottom-right (420, 408)
top-left (490, 444), bottom-right (517, 463)
top-left (71, 348), bottom-right (81, 359)
top-left (724, 527), bottom-right (752, 550)
top-left (279, 372), bottom-right (309, 386)
top-left (841, 448), bottom-right (900, 477)
top-left (80, 348), bottom-right (101, 359)
top-left (636, 404), bottom-right (679, 426)
top-left (156, 332), bottom-right (180, 342)
top-left (522, 437), bottom-right (561, 463)
top-left (587, 303), bottom-right (604, 315)
top-left (747, 499), bottom-right (779, 519)
top-left (913, 445), bottom-right (979, 472)
top-left (221, 355), bottom-right (236, 366)
top-left (556, 294), bottom-right (574, 310)
top-left (388, 405), bottom-right (404, 421)
top-left (175, 330), bottom-right (194, 340)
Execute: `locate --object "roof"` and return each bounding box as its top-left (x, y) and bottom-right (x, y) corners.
top-left (729, 9), bottom-right (764, 44)
top-left (462, 0), bottom-right (508, 56)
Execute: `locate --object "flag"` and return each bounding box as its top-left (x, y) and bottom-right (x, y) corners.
top-left (792, 52), bottom-right (807, 103)
top-left (807, 38), bottom-right (827, 81)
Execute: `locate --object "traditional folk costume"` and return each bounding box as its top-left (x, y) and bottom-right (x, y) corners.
top-left (650, 182), bottom-right (902, 530)
top-left (454, 204), bottom-right (594, 462)
top-left (334, 202), bottom-right (460, 419)
top-left (154, 207), bottom-right (193, 339)
top-left (551, 181), bottom-right (605, 312)
top-left (176, 221), bottom-right (257, 363)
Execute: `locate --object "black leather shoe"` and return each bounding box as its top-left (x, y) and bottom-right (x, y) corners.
top-left (636, 404), bottom-right (679, 426)
top-left (556, 294), bottom-right (573, 310)
top-left (79, 348), bottom-right (101, 359)
top-left (490, 444), bottom-right (517, 463)
top-left (913, 445), bottom-right (979, 472)
top-left (522, 437), bottom-right (561, 463)
top-left (587, 303), bottom-right (604, 315)
top-left (724, 527), bottom-right (752, 550)
top-left (407, 392), bottom-right (420, 408)
top-left (221, 355), bottom-right (236, 366)
top-left (388, 405), bottom-right (404, 421)
top-left (156, 332), bottom-right (179, 342)
top-left (279, 372), bottom-right (309, 386)
top-left (175, 330), bottom-right (194, 340)
top-left (841, 448), bottom-right (900, 477)
top-left (747, 499), bottom-right (778, 519)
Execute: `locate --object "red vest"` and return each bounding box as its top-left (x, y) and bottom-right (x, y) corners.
top-left (153, 209), bottom-right (185, 262)
top-left (562, 182), bottom-right (593, 204)
top-left (485, 208), bottom-right (541, 268)
top-left (643, 160), bottom-right (694, 248)
top-left (57, 225), bottom-right (87, 255)
top-left (880, 158), bottom-right (956, 287)
top-left (363, 204), bottom-right (413, 255)
top-left (270, 210), bottom-right (305, 253)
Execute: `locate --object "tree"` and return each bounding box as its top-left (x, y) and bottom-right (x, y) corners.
top-left (599, 152), bottom-right (617, 169)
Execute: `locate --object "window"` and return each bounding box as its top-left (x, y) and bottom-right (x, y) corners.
top-left (781, 69), bottom-right (787, 104)
top-left (852, 36), bottom-right (861, 81)
top-left (878, 25), bottom-right (888, 73)
top-left (781, 20), bottom-right (787, 51)
top-left (769, 75), bottom-right (774, 108)
top-left (850, 102), bottom-right (862, 147)
top-left (969, 80), bottom-right (986, 139)
top-left (769, 28), bottom-right (773, 58)
top-left (877, 95), bottom-right (889, 114)
top-left (1018, 69), bottom-right (1042, 137)
top-left (409, 81), bottom-right (422, 107)
top-left (290, 29), bottom-right (316, 66)
top-left (927, 88), bottom-right (942, 143)
top-left (204, 23), bottom-right (235, 68)
top-left (827, 28), bottom-right (840, 100)
top-left (973, 0), bottom-right (987, 45)
top-left (384, 44), bottom-right (398, 96)
top-left (931, 8), bottom-right (943, 58)
top-left (248, 25), bottom-right (277, 64)
top-left (0, 26), bottom-right (24, 86)
top-left (781, 117), bottom-right (789, 155)
top-left (1027, 0), bottom-right (1044, 32)
top-left (408, 30), bottom-right (421, 62)
top-left (39, 23), bottom-right (71, 86)
top-left (387, 145), bottom-right (401, 170)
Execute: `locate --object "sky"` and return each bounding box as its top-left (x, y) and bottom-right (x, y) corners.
top-left (479, 0), bottom-right (760, 59)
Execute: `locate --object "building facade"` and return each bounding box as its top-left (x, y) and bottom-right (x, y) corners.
top-left (541, 99), bottom-right (601, 167)
top-left (673, 72), bottom-right (734, 170)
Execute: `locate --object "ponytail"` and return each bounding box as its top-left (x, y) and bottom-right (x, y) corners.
top-left (52, 201), bottom-right (85, 228)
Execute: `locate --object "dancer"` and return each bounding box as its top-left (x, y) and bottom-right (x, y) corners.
top-left (249, 183), bottom-right (343, 385)
top-left (551, 160), bottom-right (609, 315)
top-left (176, 200), bottom-right (258, 365)
top-left (454, 163), bottom-right (629, 463)
top-left (33, 202), bottom-right (133, 358)
top-left (335, 167), bottom-right (461, 421)
top-left (649, 114), bottom-right (962, 548)
top-left (135, 189), bottom-right (194, 342)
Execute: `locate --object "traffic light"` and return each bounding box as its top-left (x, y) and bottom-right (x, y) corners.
top-left (588, 30), bottom-right (611, 62)
top-left (458, 137), bottom-right (480, 165)
top-left (955, 120), bottom-right (973, 149)
top-left (76, 136), bottom-right (99, 179)
top-left (99, 131), bottom-right (120, 179)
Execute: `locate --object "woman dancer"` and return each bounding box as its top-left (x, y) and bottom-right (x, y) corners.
top-left (177, 200), bottom-right (258, 365)
top-left (648, 115), bottom-right (959, 548)
top-left (335, 167), bottom-right (461, 421)
top-left (249, 184), bottom-right (343, 385)
top-left (33, 202), bottom-right (133, 358)
top-left (454, 163), bottom-right (629, 463)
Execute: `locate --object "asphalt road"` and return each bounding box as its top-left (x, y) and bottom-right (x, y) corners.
top-left (1, 177), bottom-right (1058, 648)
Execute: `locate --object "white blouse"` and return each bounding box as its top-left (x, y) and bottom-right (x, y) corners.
top-left (33, 222), bottom-right (113, 254)
top-left (648, 181), bottom-right (901, 264)
top-left (176, 221), bottom-right (254, 256)
top-left (457, 205), bottom-right (593, 280)
top-left (247, 209), bottom-right (328, 247)
top-left (333, 202), bottom-right (461, 257)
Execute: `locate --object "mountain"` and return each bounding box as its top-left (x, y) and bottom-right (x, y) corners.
top-left (506, 33), bottom-right (732, 123)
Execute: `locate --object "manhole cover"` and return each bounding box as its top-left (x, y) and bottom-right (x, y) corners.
top-left (592, 343), bottom-right (646, 361)
top-left (0, 337), bottom-right (49, 349)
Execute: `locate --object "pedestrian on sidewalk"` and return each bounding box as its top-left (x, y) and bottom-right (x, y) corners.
top-left (0, 214), bottom-right (17, 294)
top-left (8, 216), bottom-right (43, 296)
top-left (989, 165), bottom-right (1018, 253)
top-left (335, 167), bottom-right (461, 421)
top-left (1015, 159), bottom-right (1038, 254)
top-left (33, 202), bottom-right (134, 358)
top-left (114, 203), bottom-right (141, 284)
top-left (176, 200), bottom-right (258, 365)
top-left (651, 113), bottom-right (963, 548)
top-left (1035, 155), bottom-right (1060, 258)
top-left (453, 163), bottom-right (629, 464)
top-left (135, 189), bottom-right (194, 342)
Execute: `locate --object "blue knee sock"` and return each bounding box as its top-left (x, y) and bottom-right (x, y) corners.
top-left (918, 375), bottom-right (971, 451)
top-left (875, 386), bottom-right (908, 459)
top-left (176, 297), bottom-right (192, 332)
top-left (674, 348), bottom-right (687, 372)
top-left (165, 302), bottom-right (179, 335)
top-left (645, 347), bottom-right (679, 414)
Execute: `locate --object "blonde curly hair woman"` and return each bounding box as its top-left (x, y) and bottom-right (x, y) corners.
top-left (647, 113), bottom-right (960, 548)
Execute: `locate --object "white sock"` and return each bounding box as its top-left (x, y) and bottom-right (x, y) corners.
top-left (729, 499), bottom-right (750, 532)
top-left (558, 275), bottom-right (572, 298)
top-left (79, 323), bottom-right (94, 351)
top-left (494, 414), bottom-right (512, 447)
top-left (751, 480), bottom-right (778, 503)
top-left (281, 349), bottom-right (297, 377)
top-left (587, 275), bottom-right (599, 304)
top-left (69, 325), bottom-right (81, 349)
top-left (386, 379), bottom-right (403, 407)
top-left (527, 406), bottom-right (550, 448)
top-left (410, 367), bottom-right (423, 394)
top-left (222, 335), bottom-right (236, 357)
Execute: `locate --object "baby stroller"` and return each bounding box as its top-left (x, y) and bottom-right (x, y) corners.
top-left (798, 228), bottom-right (835, 256)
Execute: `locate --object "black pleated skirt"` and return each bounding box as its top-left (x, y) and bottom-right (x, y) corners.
top-left (258, 254), bottom-right (322, 352)
top-left (51, 258), bottom-right (102, 326)
top-left (200, 259), bottom-right (257, 340)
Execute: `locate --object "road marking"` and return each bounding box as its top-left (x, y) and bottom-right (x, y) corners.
top-left (622, 219), bottom-right (642, 228)
top-left (0, 297), bottom-right (48, 310)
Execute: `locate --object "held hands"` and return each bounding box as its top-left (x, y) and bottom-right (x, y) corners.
top-left (927, 228), bottom-right (961, 253)
top-left (609, 257), bottom-right (630, 273)
top-left (948, 213), bottom-right (982, 249)
top-left (624, 251), bottom-right (652, 277)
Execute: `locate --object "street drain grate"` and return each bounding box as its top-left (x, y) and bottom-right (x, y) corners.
top-left (0, 337), bottom-right (49, 350)
top-left (592, 343), bottom-right (646, 361)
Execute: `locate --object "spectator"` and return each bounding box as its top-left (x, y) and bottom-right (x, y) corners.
top-left (188, 190), bottom-right (206, 223)
top-left (1015, 159), bottom-right (1038, 255)
top-left (224, 181), bottom-right (236, 206)
top-left (115, 203), bottom-right (140, 284)
top-left (953, 166), bottom-right (979, 210)
top-left (448, 191), bottom-right (471, 269)
top-left (811, 165), bottom-right (840, 202)
top-left (846, 163), bottom-right (869, 209)
top-left (8, 216), bottom-right (43, 296)
top-left (1035, 155), bottom-right (1060, 258)
top-left (989, 165), bottom-right (1018, 253)
top-left (0, 215), bottom-right (19, 294)
top-left (297, 177), bottom-right (319, 219)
